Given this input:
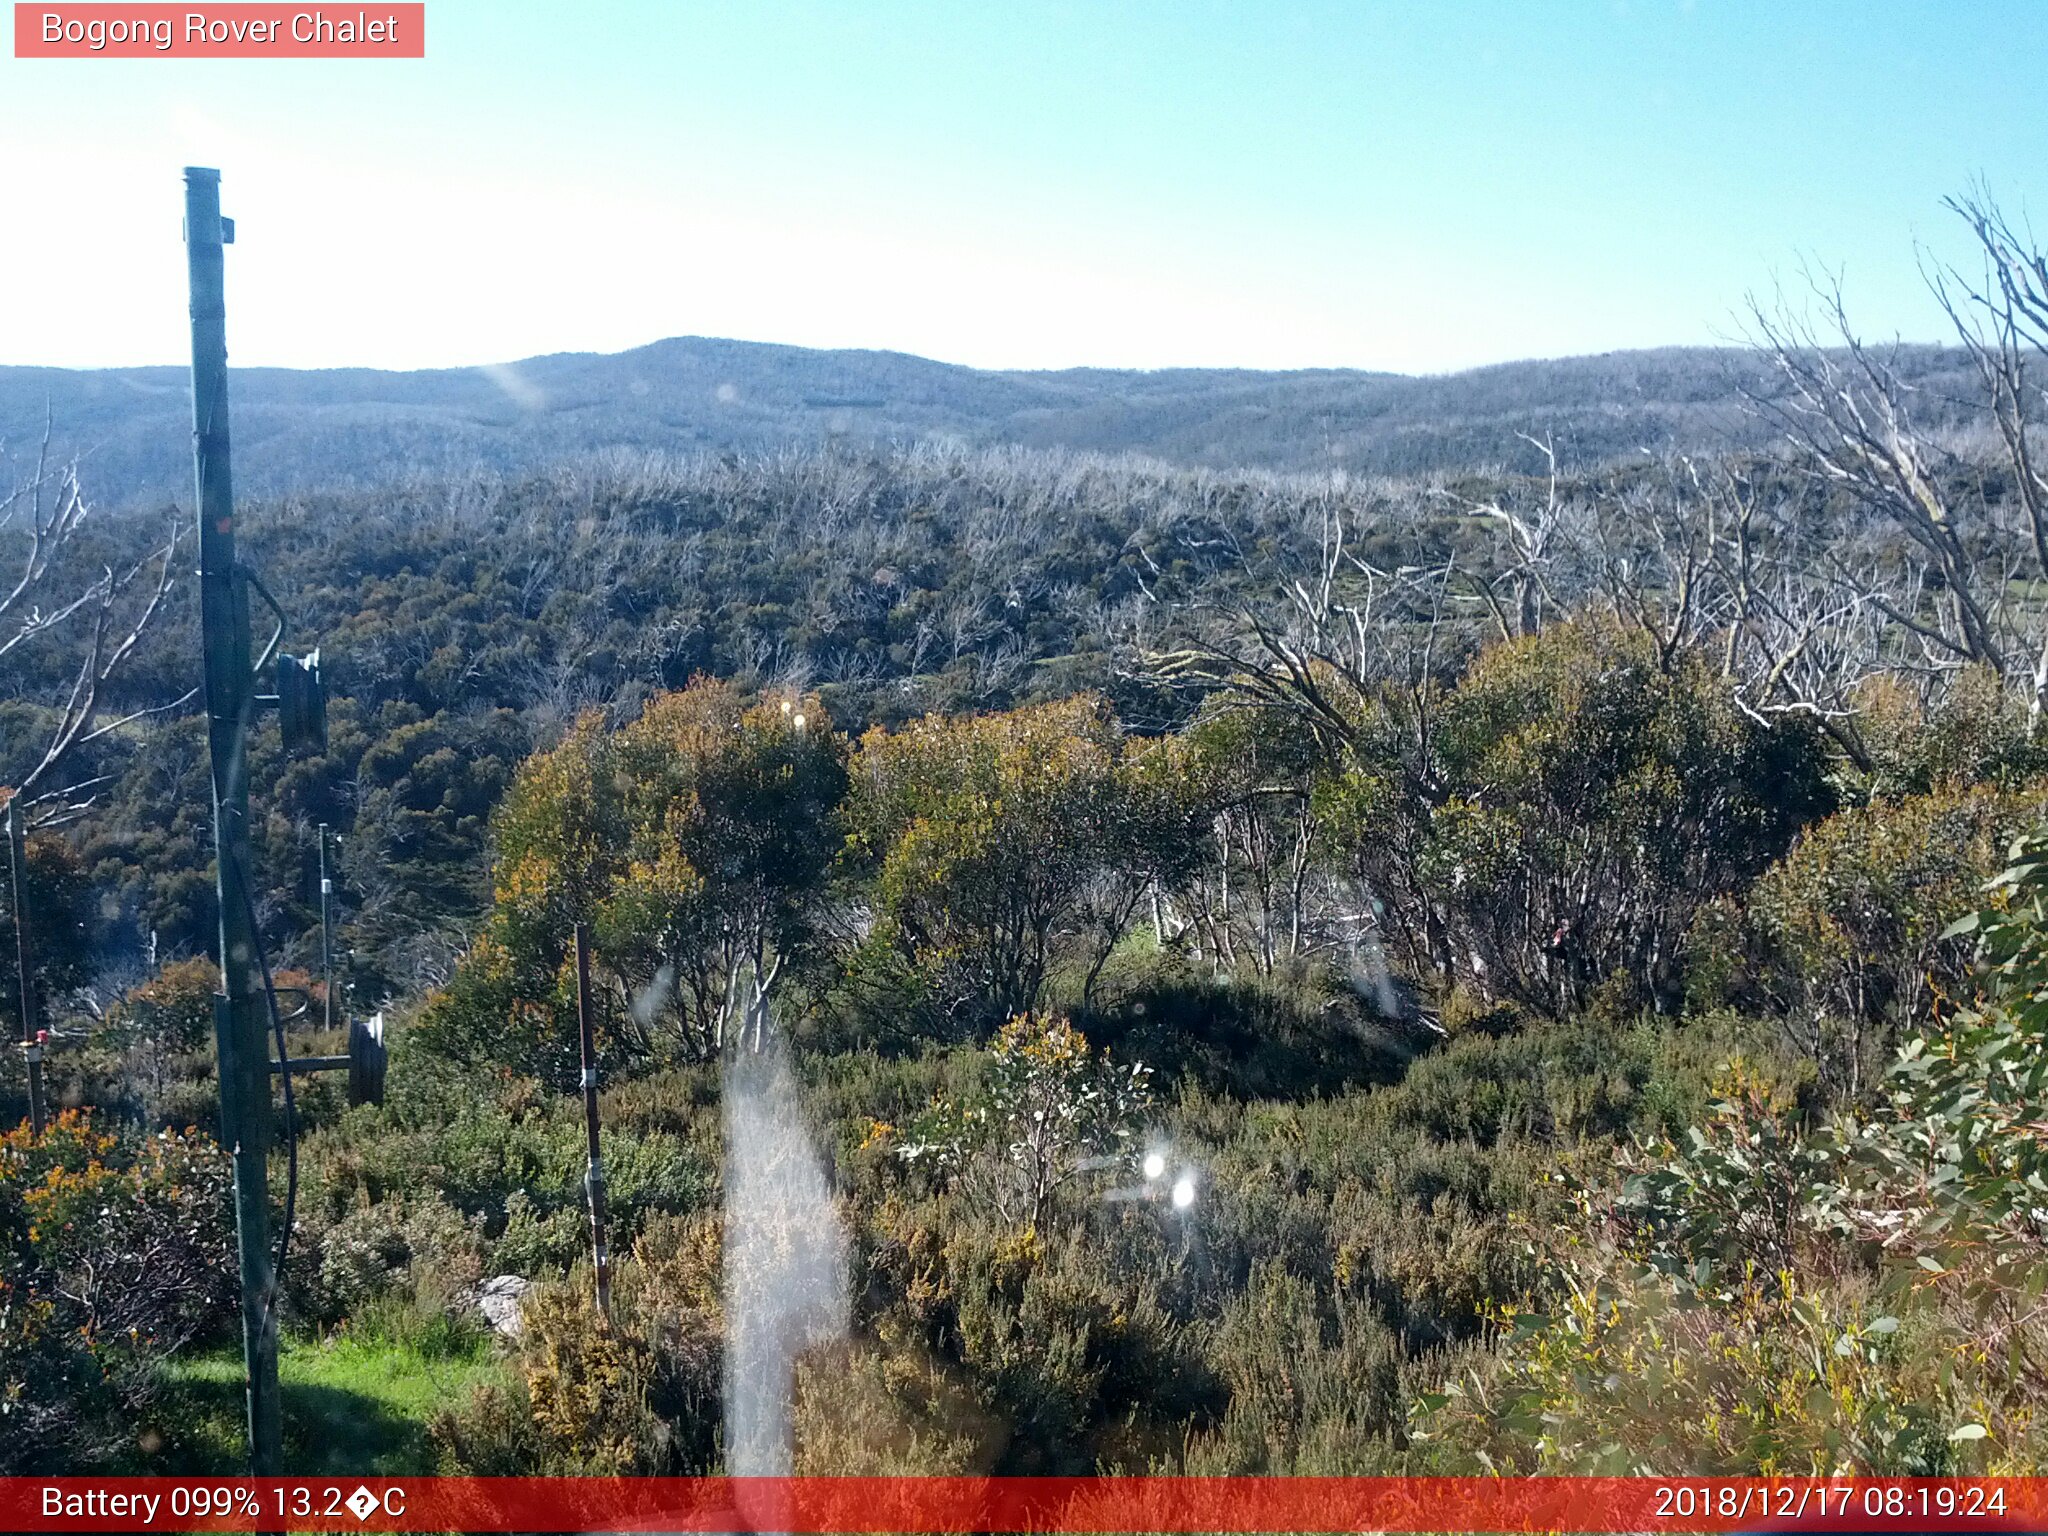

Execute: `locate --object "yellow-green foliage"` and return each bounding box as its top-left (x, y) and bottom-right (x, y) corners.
top-left (517, 1282), bottom-right (667, 1474)
top-left (0, 1112), bottom-right (232, 1473)
top-left (1183, 1262), bottom-right (1405, 1474)
top-left (419, 676), bottom-right (847, 1076)
top-left (1852, 666), bottom-right (2047, 799)
top-left (849, 694), bottom-right (1213, 1029)
top-left (1424, 836), bottom-right (2048, 1476)
top-left (1326, 619), bottom-right (1830, 1019)
top-left (49, 625), bottom-right (2048, 1481)
top-left (1413, 1263), bottom-right (2023, 1474)
top-left (791, 1339), bottom-right (991, 1474)
top-left (891, 1013), bottom-right (1151, 1226)
top-left (435, 1214), bottom-right (722, 1475)
top-left (1722, 779), bottom-right (2048, 1091)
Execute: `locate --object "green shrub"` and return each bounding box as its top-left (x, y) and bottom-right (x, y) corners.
top-left (1726, 780), bottom-right (2047, 1095)
top-left (1082, 947), bottom-right (1411, 1101)
top-left (1437, 984), bottom-right (1529, 1039)
top-left (435, 1217), bottom-right (722, 1476)
top-left (848, 696), bottom-right (1213, 1033)
top-left (1619, 1061), bottom-right (1841, 1284)
top-left (1435, 831), bottom-right (2048, 1477)
top-left (1856, 829), bottom-right (2048, 1297)
top-left (295, 1052), bottom-right (715, 1280)
top-left (419, 678), bottom-right (847, 1078)
top-left (888, 1014), bottom-right (1151, 1228)
top-left (0, 827), bottom-right (93, 1033)
top-left (488, 1191), bottom-right (589, 1277)
top-left (103, 957), bottom-right (218, 1055)
top-left (1183, 1262), bottom-right (1403, 1473)
top-left (842, 1174), bottom-right (1227, 1475)
top-left (1853, 666), bottom-right (2048, 799)
top-left (1325, 620), bottom-right (1831, 1019)
top-left (0, 1113), bottom-right (233, 1473)
top-left (1412, 1263), bottom-right (1986, 1474)
top-left (293, 1191), bottom-right (485, 1328)
top-left (791, 1339), bottom-right (990, 1474)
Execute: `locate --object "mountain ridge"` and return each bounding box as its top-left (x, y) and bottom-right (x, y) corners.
top-left (0, 334), bottom-right (1973, 506)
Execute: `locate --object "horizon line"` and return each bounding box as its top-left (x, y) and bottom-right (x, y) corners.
top-left (0, 330), bottom-right (1969, 383)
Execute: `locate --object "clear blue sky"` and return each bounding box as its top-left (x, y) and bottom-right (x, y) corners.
top-left (0, 0), bottom-right (2039, 373)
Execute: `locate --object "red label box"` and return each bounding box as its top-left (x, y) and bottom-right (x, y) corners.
top-left (13, 3), bottom-right (424, 56)
top-left (8, 1476), bottom-right (2048, 1533)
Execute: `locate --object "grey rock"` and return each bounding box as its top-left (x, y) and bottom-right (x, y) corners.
top-left (474, 1274), bottom-right (531, 1339)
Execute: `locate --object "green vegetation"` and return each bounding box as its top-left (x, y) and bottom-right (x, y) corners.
top-left (5, 190), bottom-right (2048, 1480)
top-left (146, 1329), bottom-right (510, 1476)
top-left (14, 621), bottom-right (2046, 1476)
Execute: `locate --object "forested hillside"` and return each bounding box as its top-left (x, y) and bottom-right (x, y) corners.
top-left (3, 193), bottom-right (2047, 1482)
top-left (0, 337), bottom-right (1985, 507)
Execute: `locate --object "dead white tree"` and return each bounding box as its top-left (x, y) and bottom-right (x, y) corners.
top-left (1926, 186), bottom-right (2048, 720)
top-left (1745, 192), bottom-right (2048, 724)
top-left (1746, 272), bottom-right (2009, 679)
top-left (1433, 431), bottom-right (1572, 643)
top-left (1140, 491), bottom-right (1461, 751)
top-left (1, 428), bottom-right (188, 826)
top-left (1567, 454), bottom-right (1887, 764)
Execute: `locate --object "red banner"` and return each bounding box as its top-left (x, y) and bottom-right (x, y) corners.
top-left (12, 4), bottom-right (424, 58)
top-left (8, 1476), bottom-right (2048, 1533)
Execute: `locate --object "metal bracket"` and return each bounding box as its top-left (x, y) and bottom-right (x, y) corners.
top-left (267, 1011), bottom-right (384, 1106)
top-left (241, 565), bottom-right (288, 677)
top-left (277, 652), bottom-right (327, 756)
top-left (236, 566), bottom-right (326, 756)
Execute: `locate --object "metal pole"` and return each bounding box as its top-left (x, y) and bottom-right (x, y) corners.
top-left (6, 798), bottom-right (46, 1137)
top-left (574, 923), bottom-right (611, 1321)
top-left (185, 165), bottom-right (283, 1476)
top-left (317, 823), bottom-right (336, 1034)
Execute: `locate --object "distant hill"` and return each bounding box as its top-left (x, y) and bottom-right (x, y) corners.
top-left (0, 336), bottom-right (1978, 506)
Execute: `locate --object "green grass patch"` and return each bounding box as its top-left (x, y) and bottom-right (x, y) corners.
top-left (138, 1327), bottom-right (513, 1475)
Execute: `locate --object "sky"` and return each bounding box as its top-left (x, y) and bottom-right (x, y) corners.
top-left (0, 0), bottom-right (2041, 375)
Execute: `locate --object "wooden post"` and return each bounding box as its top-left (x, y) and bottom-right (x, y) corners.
top-left (185, 164), bottom-right (283, 1476)
top-left (574, 923), bottom-right (611, 1320)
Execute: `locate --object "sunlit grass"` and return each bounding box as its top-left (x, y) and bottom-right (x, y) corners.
top-left (139, 1324), bottom-right (512, 1475)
